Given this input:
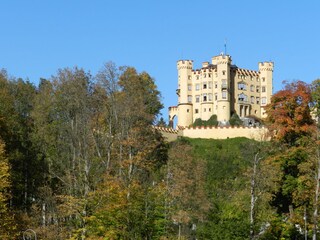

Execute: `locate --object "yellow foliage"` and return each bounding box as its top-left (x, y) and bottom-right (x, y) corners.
top-left (0, 139), bottom-right (17, 238)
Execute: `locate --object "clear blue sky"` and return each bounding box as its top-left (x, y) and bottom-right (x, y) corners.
top-left (0, 1), bottom-right (319, 121)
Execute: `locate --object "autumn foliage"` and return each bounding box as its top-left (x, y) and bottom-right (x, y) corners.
top-left (265, 81), bottom-right (315, 144)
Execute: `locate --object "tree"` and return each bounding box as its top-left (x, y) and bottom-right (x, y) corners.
top-left (86, 65), bottom-right (168, 239)
top-left (0, 139), bottom-right (17, 239)
top-left (193, 118), bottom-right (205, 127)
top-left (167, 139), bottom-right (210, 239)
top-left (311, 78), bottom-right (320, 240)
top-left (240, 140), bottom-right (274, 239)
top-left (31, 67), bottom-right (99, 238)
top-left (265, 80), bottom-right (315, 145)
top-left (263, 80), bottom-right (319, 239)
top-left (156, 117), bottom-right (167, 127)
top-left (206, 114), bottom-right (218, 126)
top-left (229, 113), bottom-right (243, 126)
top-left (192, 115), bottom-right (218, 127)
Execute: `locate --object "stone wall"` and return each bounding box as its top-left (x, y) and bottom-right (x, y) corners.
top-left (154, 126), bottom-right (270, 142)
top-left (181, 126), bottom-right (269, 141)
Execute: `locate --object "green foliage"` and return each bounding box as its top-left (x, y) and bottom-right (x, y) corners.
top-left (0, 139), bottom-right (17, 239)
top-left (193, 118), bottom-right (204, 127)
top-left (259, 216), bottom-right (304, 240)
top-left (167, 140), bottom-right (210, 238)
top-left (207, 114), bottom-right (218, 126)
top-left (185, 137), bottom-right (253, 239)
top-left (156, 117), bottom-right (167, 127)
top-left (192, 114), bottom-right (218, 127)
top-left (311, 78), bottom-right (320, 120)
top-left (229, 113), bottom-right (243, 126)
top-left (2, 65), bottom-right (318, 240)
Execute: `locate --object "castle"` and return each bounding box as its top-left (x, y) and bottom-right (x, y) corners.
top-left (169, 53), bottom-right (273, 128)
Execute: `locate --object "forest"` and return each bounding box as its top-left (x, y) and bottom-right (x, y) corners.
top-left (1, 62), bottom-right (320, 240)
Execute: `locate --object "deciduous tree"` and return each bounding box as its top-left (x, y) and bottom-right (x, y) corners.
top-left (0, 139), bottom-right (17, 239)
top-left (265, 80), bottom-right (315, 145)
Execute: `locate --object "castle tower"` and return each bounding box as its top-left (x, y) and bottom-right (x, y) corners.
top-left (259, 62), bottom-right (274, 118)
top-left (176, 60), bottom-right (193, 127)
top-left (212, 54), bottom-right (231, 122)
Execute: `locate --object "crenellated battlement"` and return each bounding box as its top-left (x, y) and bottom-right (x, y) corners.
top-left (154, 125), bottom-right (270, 142)
top-left (259, 62), bottom-right (274, 71)
top-left (177, 60), bottom-right (193, 70)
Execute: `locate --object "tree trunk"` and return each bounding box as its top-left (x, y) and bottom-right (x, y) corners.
top-left (42, 203), bottom-right (46, 227)
top-left (250, 152), bottom-right (260, 240)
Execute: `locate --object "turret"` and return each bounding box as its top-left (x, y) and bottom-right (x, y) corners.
top-left (212, 54), bottom-right (232, 122)
top-left (259, 62), bottom-right (273, 118)
top-left (177, 60), bottom-right (193, 127)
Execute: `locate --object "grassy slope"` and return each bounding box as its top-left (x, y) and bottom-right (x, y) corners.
top-left (185, 137), bottom-right (255, 239)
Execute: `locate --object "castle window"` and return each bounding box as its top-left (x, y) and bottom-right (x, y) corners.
top-left (203, 94), bottom-right (207, 102)
top-left (222, 71), bottom-right (226, 75)
top-left (222, 91), bottom-right (227, 99)
top-left (238, 82), bottom-right (246, 90)
top-left (196, 75), bottom-right (199, 80)
top-left (256, 86), bottom-right (260, 93)
top-left (221, 79), bottom-right (227, 89)
top-left (203, 83), bottom-right (207, 89)
top-left (196, 95), bottom-right (200, 103)
top-left (203, 73), bottom-right (206, 78)
top-left (188, 84), bottom-right (192, 91)
top-left (188, 95), bottom-right (192, 103)
top-left (209, 108), bottom-right (211, 112)
top-left (195, 84), bottom-right (200, 91)
top-left (187, 109), bottom-right (189, 113)
top-left (250, 85), bottom-right (254, 92)
top-left (251, 96), bottom-right (255, 104)
top-left (208, 82), bottom-right (212, 89)
top-left (195, 109), bottom-right (199, 114)
top-left (256, 97), bottom-right (260, 104)
top-left (238, 93), bottom-right (247, 102)
top-left (215, 93), bottom-right (218, 100)
top-left (262, 77), bottom-right (265, 82)
top-left (261, 97), bottom-right (266, 105)
top-left (208, 73), bottom-right (211, 78)
top-left (215, 82), bottom-right (218, 89)
top-left (262, 86), bottom-right (266, 92)
top-left (208, 93), bottom-right (213, 101)
top-left (188, 75), bottom-right (191, 80)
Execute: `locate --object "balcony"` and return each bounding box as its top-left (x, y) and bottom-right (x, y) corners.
top-left (237, 99), bottom-right (251, 105)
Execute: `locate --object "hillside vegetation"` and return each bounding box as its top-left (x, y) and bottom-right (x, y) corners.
top-left (0, 63), bottom-right (320, 239)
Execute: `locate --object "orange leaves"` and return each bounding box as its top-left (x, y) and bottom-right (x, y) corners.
top-left (266, 81), bottom-right (315, 144)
